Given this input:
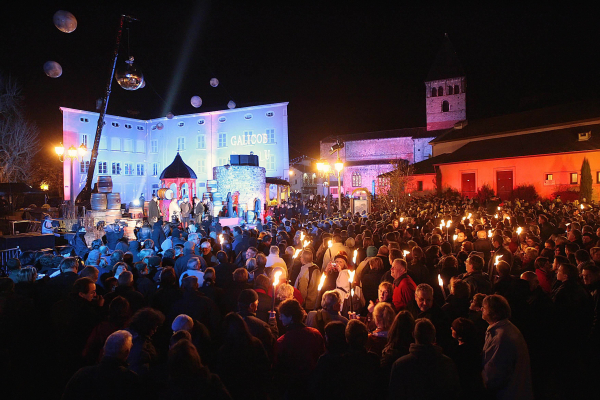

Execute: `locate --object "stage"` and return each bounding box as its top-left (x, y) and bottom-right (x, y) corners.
top-left (0, 232), bottom-right (56, 251)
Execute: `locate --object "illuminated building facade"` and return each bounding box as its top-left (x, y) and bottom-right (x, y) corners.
top-left (61, 102), bottom-right (289, 205)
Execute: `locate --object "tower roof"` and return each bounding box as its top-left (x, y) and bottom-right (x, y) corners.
top-left (426, 33), bottom-right (465, 82)
top-left (160, 152), bottom-right (197, 180)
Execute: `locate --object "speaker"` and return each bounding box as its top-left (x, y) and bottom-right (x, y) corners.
top-left (230, 155), bottom-right (240, 165)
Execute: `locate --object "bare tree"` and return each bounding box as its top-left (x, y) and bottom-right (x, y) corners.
top-left (376, 159), bottom-right (414, 211)
top-left (0, 76), bottom-right (40, 183)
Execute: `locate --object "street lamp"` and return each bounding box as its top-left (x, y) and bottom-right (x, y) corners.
top-left (334, 157), bottom-right (344, 212)
top-left (55, 142), bottom-right (87, 204)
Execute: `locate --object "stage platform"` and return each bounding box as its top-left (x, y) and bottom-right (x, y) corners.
top-left (0, 232), bottom-right (56, 251)
top-left (218, 217), bottom-right (257, 229)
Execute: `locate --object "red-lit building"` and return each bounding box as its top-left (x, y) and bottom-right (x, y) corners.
top-left (407, 101), bottom-right (600, 200)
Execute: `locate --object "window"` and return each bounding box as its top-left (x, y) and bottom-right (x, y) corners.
top-left (124, 163), bottom-right (134, 176)
top-left (80, 161), bottom-right (89, 173)
top-left (218, 133), bottom-right (227, 148)
top-left (244, 130), bottom-right (252, 144)
top-left (571, 173), bottom-right (578, 184)
top-left (546, 174), bottom-right (553, 181)
top-left (431, 87), bottom-right (437, 97)
top-left (111, 122), bottom-right (119, 128)
top-left (152, 163), bottom-right (160, 176)
top-left (79, 117), bottom-right (89, 123)
top-left (267, 155), bottom-right (275, 170)
top-left (266, 111), bottom-right (274, 117)
top-left (137, 163), bottom-right (145, 176)
top-left (197, 159), bottom-right (206, 174)
top-left (438, 86), bottom-right (443, 96)
top-left (151, 140), bottom-right (158, 153)
top-left (442, 100), bottom-right (450, 112)
top-left (98, 161), bottom-right (107, 174)
top-left (267, 129), bottom-right (275, 143)
top-left (244, 113), bottom-right (253, 120)
top-left (218, 157), bottom-right (228, 166)
top-left (152, 184), bottom-right (159, 196)
top-left (137, 125), bottom-right (144, 131)
top-left (177, 137), bottom-right (185, 151)
top-left (112, 162), bottom-right (121, 175)
top-left (136, 140), bottom-right (145, 153)
top-left (125, 124), bottom-right (132, 129)
top-left (447, 86), bottom-right (453, 95)
top-left (81, 134), bottom-right (88, 148)
top-left (99, 137), bottom-right (107, 150)
top-left (218, 116), bottom-right (226, 123)
top-left (111, 137), bottom-right (121, 151)
top-left (417, 181), bottom-right (423, 191)
top-left (352, 171), bottom-right (361, 187)
top-left (177, 122), bottom-right (185, 127)
top-left (197, 134), bottom-right (206, 149)
top-left (597, 172), bottom-right (600, 184)
top-left (124, 139), bottom-right (133, 152)
top-left (197, 119), bottom-right (205, 125)
top-left (454, 84), bottom-right (460, 94)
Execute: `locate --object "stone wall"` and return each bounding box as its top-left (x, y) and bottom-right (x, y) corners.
top-left (213, 165), bottom-right (266, 212)
top-left (425, 77), bottom-right (466, 131)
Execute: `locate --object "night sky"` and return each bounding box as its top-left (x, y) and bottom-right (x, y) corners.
top-left (2, 2), bottom-right (599, 161)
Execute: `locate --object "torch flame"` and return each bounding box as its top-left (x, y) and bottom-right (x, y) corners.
top-left (517, 227), bottom-right (522, 235)
top-left (328, 240), bottom-right (332, 248)
top-left (317, 273), bottom-right (326, 291)
top-left (293, 249), bottom-right (301, 259)
top-left (446, 220), bottom-right (451, 228)
top-left (453, 234), bottom-right (458, 241)
top-left (438, 274), bottom-right (443, 287)
top-left (494, 214), bottom-right (498, 219)
top-left (494, 255), bottom-right (503, 266)
top-left (403, 250), bottom-right (410, 257)
top-left (300, 231), bottom-right (305, 242)
top-left (581, 204), bottom-right (584, 210)
top-left (400, 217), bottom-right (404, 222)
top-left (348, 270), bottom-right (356, 284)
top-left (488, 230), bottom-right (492, 238)
top-left (468, 213), bottom-right (472, 219)
top-left (303, 240), bottom-right (310, 248)
top-left (353, 249), bottom-right (357, 264)
top-left (273, 270), bottom-right (282, 287)
top-left (219, 234), bottom-right (224, 245)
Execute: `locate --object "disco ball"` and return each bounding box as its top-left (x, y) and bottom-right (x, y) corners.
top-left (115, 57), bottom-right (144, 90)
top-left (190, 96), bottom-right (202, 108)
top-left (53, 10), bottom-right (77, 33)
top-left (166, 112), bottom-right (174, 119)
top-left (43, 61), bottom-right (62, 78)
top-left (210, 78), bottom-right (219, 87)
top-left (157, 122), bottom-right (164, 130)
top-left (227, 100), bottom-right (236, 109)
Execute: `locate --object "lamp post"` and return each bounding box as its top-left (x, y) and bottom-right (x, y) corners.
top-left (317, 161), bottom-right (332, 217)
top-left (55, 143), bottom-right (87, 204)
top-left (335, 157), bottom-right (344, 213)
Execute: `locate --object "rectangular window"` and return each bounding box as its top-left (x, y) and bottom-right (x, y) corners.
top-left (571, 173), bottom-right (578, 184)
top-left (124, 163), bottom-right (134, 176)
top-left (98, 162), bottom-right (107, 174)
top-left (110, 137), bottom-right (121, 151)
top-left (136, 140), bottom-right (145, 153)
top-left (177, 137), bottom-right (185, 151)
top-left (137, 163), bottom-right (145, 176)
top-left (218, 157), bottom-right (227, 166)
top-left (152, 163), bottom-right (160, 176)
top-left (597, 172), bottom-right (600, 184)
top-left (197, 159), bottom-right (206, 174)
top-left (123, 139), bottom-right (133, 152)
top-left (81, 134), bottom-right (88, 148)
top-left (197, 134), bottom-right (206, 149)
top-left (80, 161), bottom-right (89, 173)
top-left (218, 133), bottom-right (227, 148)
top-left (151, 140), bottom-right (158, 153)
top-left (112, 162), bottom-right (121, 175)
top-left (417, 181), bottom-right (423, 191)
top-left (546, 174), bottom-right (553, 181)
top-left (267, 155), bottom-right (275, 170)
top-left (267, 129), bottom-right (275, 143)
top-left (244, 130), bottom-right (252, 144)
top-left (99, 137), bottom-right (107, 150)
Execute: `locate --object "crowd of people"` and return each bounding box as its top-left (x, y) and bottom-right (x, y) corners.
top-left (1, 193), bottom-right (599, 399)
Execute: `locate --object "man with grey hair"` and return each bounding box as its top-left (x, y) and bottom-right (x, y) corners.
top-left (482, 294), bottom-right (533, 400)
top-left (62, 330), bottom-right (141, 400)
top-left (266, 245), bottom-right (285, 268)
top-left (104, 271), bottom-right (145, 313)
top-left (305, 290), bottom-right (349, 335)
top-left (179, 256), bottom-right (205, 286)
top-left (294, 249), bottom-right (321, 310)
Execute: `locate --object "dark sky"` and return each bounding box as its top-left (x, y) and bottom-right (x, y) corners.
top-left (2, 2), bottom-right (599, 161)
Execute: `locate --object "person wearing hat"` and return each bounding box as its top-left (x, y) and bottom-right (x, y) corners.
top-left (321, 234), bottom-right (351, 270)
top-left (200, 240), bottom-right (218, 268)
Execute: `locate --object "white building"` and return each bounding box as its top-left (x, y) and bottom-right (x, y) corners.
top-left (61, 102), bottom-right (290, 205)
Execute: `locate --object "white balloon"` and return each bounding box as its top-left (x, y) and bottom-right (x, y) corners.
top-left (43, 61), bottom-right (62, 78)
top-left (166, 112), bottom-right (174, 119)
top-left (227, 100), bottom-right (236, 109)
top-left (190, 96), bottom-right (202, 108)
top-left (157, 122), bottom-right (164, 130)
top-left (210, 78), bottom-right (219, 87)
top-left (53, 10), bottom-right (77, 33)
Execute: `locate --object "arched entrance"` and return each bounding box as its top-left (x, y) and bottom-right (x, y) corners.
top-left (350, 187), bottom-right (371, 215)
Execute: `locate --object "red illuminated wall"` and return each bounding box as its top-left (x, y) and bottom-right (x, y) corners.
top-left (437, 150), bottom-right (600, 200)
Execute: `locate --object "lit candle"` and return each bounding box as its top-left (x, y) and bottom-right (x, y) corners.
top-left (438, 274), bottom-right (447, 300)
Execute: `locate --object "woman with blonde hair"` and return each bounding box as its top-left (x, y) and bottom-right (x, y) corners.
top-left (367, 302), bottom-right (396, 356)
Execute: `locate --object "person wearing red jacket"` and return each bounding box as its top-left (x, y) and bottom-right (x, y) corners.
top-left (391, 258), bottom-right (417, 312)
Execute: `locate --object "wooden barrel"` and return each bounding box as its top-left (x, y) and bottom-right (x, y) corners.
top-left (202, 192), bottom-right (211, 200)
top-left (212, 192), bottom-right (223, 201)
top-left (207, 180), bottom-right (217, 186)
top-left (157, 188), bottom-right (174, 200)
top-left (209, 187), bottom-right (218, 193)
top-left (91, 193), bottom-right (107, 210)
top-left (104, 209), bottom-right (121, 223)
top-left (97, 176), bottom-right (113, 193)
top-left (129, 206), bottom-right (143, 219)
top-left (106, 193), bottom-right (121, 210)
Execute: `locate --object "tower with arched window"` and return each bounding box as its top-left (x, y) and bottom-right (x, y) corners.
top-left (425, 33), bottom-right (466, 131)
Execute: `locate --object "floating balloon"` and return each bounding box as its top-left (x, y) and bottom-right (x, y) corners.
top-left (139, 79), bottom-right (146, 89)
top-left (227, 100), bottom-right (236, 109)
top-left (166, 112), bottom-right (174, 119)
top-left (115, 57), bottom-right (144, 90)
top-left (210, 78), bottom-right (219, 87)
top-left (43, 61), bottom-right (62, 78)
top-left (157, 122), bottom-right (164, 130)
top-left (190, 96), bottom-right (202, 108)
top-left (53, 10), bottom-right (77, 33)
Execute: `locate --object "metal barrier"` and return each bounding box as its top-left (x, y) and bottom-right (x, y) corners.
top-left (0, 246), bottom-right (21, 277)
